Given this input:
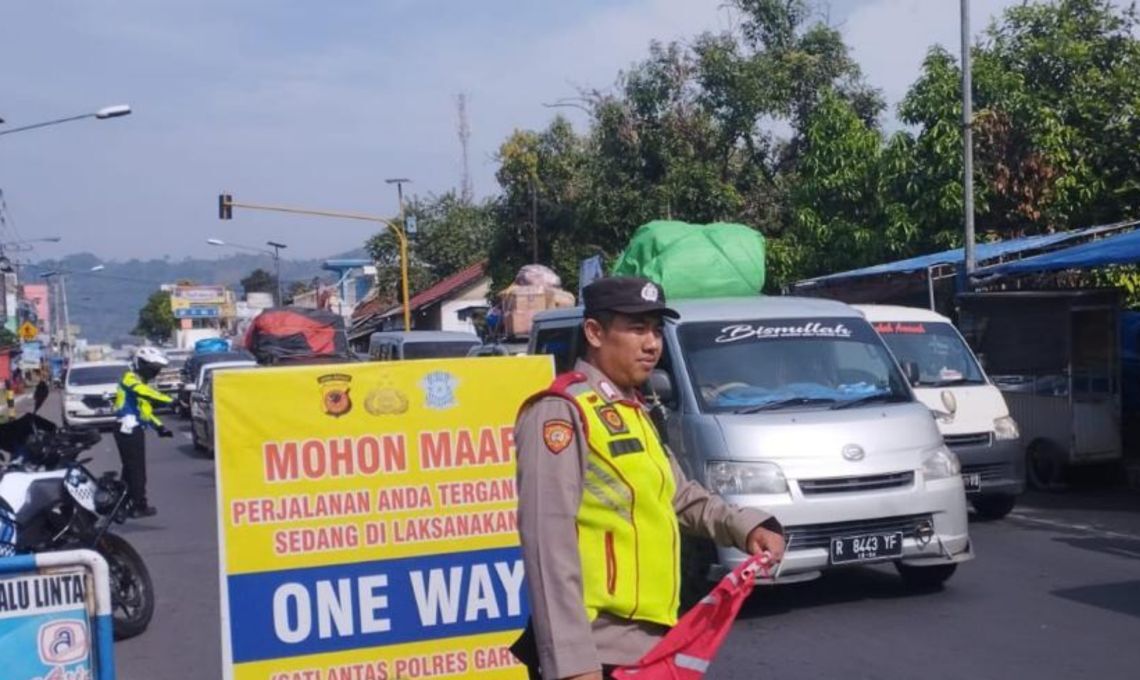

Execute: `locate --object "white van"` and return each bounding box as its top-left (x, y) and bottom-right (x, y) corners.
top-left (857, 305), bottom-right (1024, 519)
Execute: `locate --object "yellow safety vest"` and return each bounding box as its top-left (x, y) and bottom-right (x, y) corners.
top-left (564, 380), bottom-right (680, 627)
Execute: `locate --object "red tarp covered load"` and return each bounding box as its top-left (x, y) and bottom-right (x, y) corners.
top-left (241, 307), bottom-right (349, 365)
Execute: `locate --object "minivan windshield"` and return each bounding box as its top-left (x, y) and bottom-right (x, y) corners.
top-left (872, 321), bottom-right (985, 387)
top-left (67, 365), bottom-right (129, 387)
top-left (403, 341), bottom-right (480, 360)
top-left (678, 317), bottom-right (911, 413)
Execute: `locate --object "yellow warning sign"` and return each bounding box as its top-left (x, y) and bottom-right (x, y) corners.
top-left (18, 322), bottom-right (37, 342)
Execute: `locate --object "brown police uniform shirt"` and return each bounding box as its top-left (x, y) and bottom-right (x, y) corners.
top-left (516, 360), bottom-right (775, 679)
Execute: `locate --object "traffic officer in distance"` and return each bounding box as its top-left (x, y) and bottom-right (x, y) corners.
top-left (113, 346), bottom-right (175, 518)
top-left (513, 276), bottom-right (786, 680)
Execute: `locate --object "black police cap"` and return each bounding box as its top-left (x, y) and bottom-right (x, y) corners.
top-left (582, 276), bottom-right (679, 319)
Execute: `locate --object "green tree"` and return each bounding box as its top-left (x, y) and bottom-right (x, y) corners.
top-left (133, 290), bottom-right (176, 342)
top-left (486, 0), bottom-right (884, 290)
top-left (366, 191), bottom-right (496, 301)
top-left (240, 268), bottom-right (277, 296)
top-left (892, 0), bottom-right (1140, 252)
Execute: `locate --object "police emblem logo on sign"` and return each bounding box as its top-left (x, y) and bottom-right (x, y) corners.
top-left (421, 371), bottom-right (458, 410)
top-left (595, 405), bottom-right (628, 435)
top-left (365, 385), bottom-right (409, 415)
top-left (640, 282), bottom-right (659, 302)
top-left (543, 419), bottom-right (574, 454)
top-left (317, 374), bottom-right (353, 417)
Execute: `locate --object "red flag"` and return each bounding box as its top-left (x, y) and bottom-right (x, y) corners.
top-left (612, 554), bottom-right (770, 679)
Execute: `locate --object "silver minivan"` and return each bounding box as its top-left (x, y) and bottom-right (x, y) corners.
top-left (367, 330), bottom-right (481, 361)
top-left (529, 296), bottom-right (972, 591)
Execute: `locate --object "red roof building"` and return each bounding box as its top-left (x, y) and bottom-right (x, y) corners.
top-left (348, 261), bottom-right (489, 345)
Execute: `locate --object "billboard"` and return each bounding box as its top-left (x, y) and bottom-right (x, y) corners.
top-left (214, 356), bottom-right (553, 679)
top-left (170, 285), bottom-right (228, 320)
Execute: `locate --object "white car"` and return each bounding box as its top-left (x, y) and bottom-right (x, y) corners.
top-left (63, 361), bottom-right (130, 428)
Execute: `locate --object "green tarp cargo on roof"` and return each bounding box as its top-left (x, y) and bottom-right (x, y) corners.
top-left (611, 221), bottom-right (765, 299)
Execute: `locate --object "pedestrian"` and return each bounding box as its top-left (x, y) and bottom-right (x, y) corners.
top-left (113, 346), bottom-right (174, 518)
top-left (511, 276), bottom-right (786, 680)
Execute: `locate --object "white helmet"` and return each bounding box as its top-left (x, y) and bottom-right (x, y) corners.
top-left (134, 346), bottom-right (169, 379)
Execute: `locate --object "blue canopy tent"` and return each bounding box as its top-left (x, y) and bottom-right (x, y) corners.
top-left (980, 227), bottom-right (1140, 277)
top-left (795, 221), bottom-right (1134, 287)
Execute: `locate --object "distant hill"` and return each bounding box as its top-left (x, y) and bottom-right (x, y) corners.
top-left (29, 249), bottom-right (369, 342)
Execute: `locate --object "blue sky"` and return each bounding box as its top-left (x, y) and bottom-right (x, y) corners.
top-left (0, 0), bottom-right (1025, 261)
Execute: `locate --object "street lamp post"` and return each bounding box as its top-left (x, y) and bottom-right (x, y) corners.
top-left (207, 238), bottom-right (289, 306)
top-left (40, 272), bottom-right (70, 358)
top-left (961, 0), bottom-right (976, 284)
top-left (0, 105), bottom-right (131, 137)
top-left (41, 265), bottom-right (106, 358)
top-left (218, 195), bottom-right (412, 330)
top-left (267, 241), bottom-right (287, 306)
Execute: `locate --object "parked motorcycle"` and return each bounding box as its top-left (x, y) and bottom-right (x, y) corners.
top-left (0, 382), bottom-right (155, 640)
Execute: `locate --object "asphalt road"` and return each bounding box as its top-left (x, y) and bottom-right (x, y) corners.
top-left (40, 395), bottom-right (1140, 679)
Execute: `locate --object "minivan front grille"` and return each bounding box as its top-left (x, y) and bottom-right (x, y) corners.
top-left (785, 514), bottom-right (933, 550)
top-left (799, 471), bottom-right (914, 495)
top-left (962, 462), bottom-right (1009, 480)
top-left (944, 432), bottom-right (992, 448)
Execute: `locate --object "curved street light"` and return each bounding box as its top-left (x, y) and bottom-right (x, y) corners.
top-left (0, 104), bottom-right (132, 138)
top-left (208, 237), bottom-right (287, 306)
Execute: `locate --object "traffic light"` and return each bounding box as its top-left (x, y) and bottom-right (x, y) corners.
top-left (219, 193), bottom-right (233, 220)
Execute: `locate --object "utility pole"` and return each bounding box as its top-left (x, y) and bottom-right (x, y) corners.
top-left (529, 175), bottom-right (538, 263)
top-left (60, 274), bottom-right (71, 359)
top-left (267, 241), bottom-right (287, 306)
top-left (961, 0), bottom-right (976, 283)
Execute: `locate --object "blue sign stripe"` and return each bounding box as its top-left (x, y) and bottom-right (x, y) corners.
top-left (0, 554), bottom-right (37, 574)
top-left (228, 546), bottom-right (529, 663)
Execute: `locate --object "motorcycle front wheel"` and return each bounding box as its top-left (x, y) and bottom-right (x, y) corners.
top-left (96, 532), bottom-right (155, 640)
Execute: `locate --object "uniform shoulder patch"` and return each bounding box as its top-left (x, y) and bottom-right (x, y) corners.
top-left (542, 419), bottom-right (575, 454)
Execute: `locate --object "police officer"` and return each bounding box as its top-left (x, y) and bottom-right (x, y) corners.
top-left (114, 346), bottom-right (175, 517)
top-left (513, 276), bottom-right (786, 680)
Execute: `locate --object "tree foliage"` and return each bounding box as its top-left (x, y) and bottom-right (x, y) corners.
top-left (240, 268), bottom-right (277, 296)
top-left (360, 0), bottom-right (1140, 301)
top-left (133, 290), bottom-right (176, 342)
top-left (366, 191), bottom-right (496, 302)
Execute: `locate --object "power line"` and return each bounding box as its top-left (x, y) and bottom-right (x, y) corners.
top-left (0, 188), bottom-right (28, 245)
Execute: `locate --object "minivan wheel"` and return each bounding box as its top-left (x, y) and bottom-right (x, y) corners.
top-left (896, 562), bottom-right (956, 590)
top-left (680, 537), bottom-right (717, 609)
top-left (972, 494), bottom-right (1017, 520)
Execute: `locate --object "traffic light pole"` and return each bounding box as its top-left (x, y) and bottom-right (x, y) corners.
top-left (218, 195), bottom-right (411, 331)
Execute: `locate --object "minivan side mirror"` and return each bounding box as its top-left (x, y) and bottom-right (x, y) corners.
top-left (647, 369), bottom-right (675, 406)
top-left (901, 360), bottom-right (921, 386)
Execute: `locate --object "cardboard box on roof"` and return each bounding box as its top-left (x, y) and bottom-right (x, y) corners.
top-left (498, 269), bottom-right (577, 337)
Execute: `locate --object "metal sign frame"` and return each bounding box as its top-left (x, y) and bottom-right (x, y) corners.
top-left (0, 549), bottom-right (116, 680)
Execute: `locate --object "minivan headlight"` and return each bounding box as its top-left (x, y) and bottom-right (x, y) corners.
top-left (922, 446), bottom-right (961, 480)
top-left (994, 416), bottom-right (1019, 441)
top-left (705, 461), bottom-right (788, 495)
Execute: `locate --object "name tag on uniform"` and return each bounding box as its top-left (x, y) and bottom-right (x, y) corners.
top-left (608, 438), bottom-right (645, 457)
